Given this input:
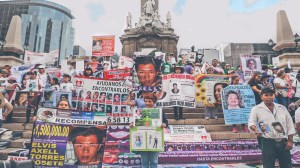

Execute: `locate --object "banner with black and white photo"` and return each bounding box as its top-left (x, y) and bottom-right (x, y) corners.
top-left (240, 55), bottom-right (262, 81)
top-left (72, 77), bottom-right (131, 114)
top-left (156, 74), bottom-right (195, 108)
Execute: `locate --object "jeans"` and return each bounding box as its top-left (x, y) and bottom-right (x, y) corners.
top-left (204, 107), bottom-right (218, 118)
top-left (259, 138), bottom-right (292, 168)
top-left (277, 95), bottom-right (290, 108)
top-left (140, 151), bottom-right (159, 168)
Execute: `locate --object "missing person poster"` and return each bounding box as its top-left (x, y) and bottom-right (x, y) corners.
top-left (72, 77), bottom-right (131, 114)
top-left (131, 56), bottom-right (162, 92)
top-left (195, 74), bottom-right (229, 107)
top-left (157, 74), bottom-right (196, 108)
top-left (92, 35), bottom-right (115, 56)
top-left (240, 55), bottom-right (262, 81)
top-left (118, 56), bottom-right (134, 69)
top-left (31, 108), bottom-right (107, 167)
top-left (130, 127), bottom-right (164, 152)
top-left (221, 85), bottom-right (255, 125)
top-left (133, 108), bottom-right (162, 127)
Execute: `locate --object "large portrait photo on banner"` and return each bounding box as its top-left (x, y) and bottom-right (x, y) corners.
top-left (195, 74), bottom-right (229, 107)
top-left (221, 85), bottom-right (256, 125)
top-left (92, 35), bottom-right (115, 56)
top-left (240, 55), bottom-right (262, 81)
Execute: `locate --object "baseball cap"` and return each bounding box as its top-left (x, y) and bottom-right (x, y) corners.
top-left (261, 87), bottom-right (275, 95)
top-left (38, 65), bottom-right (45, 69)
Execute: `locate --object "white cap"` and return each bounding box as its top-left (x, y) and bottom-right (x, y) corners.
top-left (38, 65), bottom-right (45, 69)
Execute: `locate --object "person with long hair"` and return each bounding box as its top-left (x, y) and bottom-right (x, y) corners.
top-left (274, 70), bottom-right (291, 108)
top-left (50, 77), bottom-right (60, 91)
top-left (248, 71), bottom-right (262, 105)
top-left (83, 68), bottom-right (93, 77)
top-left (229, 76), bottom-right (250, 133)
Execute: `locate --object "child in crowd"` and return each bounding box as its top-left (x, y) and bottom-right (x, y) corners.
top-left (60, 74), bottom-right (74, 92)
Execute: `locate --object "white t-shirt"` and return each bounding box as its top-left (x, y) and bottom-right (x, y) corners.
top-left (60, 83), bottom-right (74, 92)
top-left (51, 85), bottom-right (60, 91)
top-left (26, 79), bottom-right (43, 91)
top-left (274, 77), bottom-right (286, 91)
top-left (292, 79), bottom-right (300, 98)
top-left (38, 73), bottom-right (48, 87)
top-left (295, 107), bottom-right (300, 123)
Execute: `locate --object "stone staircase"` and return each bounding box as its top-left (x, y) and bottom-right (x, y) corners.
top-left (0, 107), bottom-right (256, 160)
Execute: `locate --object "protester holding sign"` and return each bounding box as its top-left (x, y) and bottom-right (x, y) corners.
top-left (173, 66), bottom-right (185, 120)
top-left (204, 66), bottom-right (219, 120)
top-left (60, 74), bottom-right (74, 92)
top-left (129, 92), bottom-right (168, 168)
top-left (274, 70), bottom-right (291, 108)
top-left (248, 87), bottom-right (295, 168)
top-left (248, 71), bottom-right (262, 105)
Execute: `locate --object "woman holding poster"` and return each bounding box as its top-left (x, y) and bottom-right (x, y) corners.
top-left (230, 76), bottom-right (250, 133)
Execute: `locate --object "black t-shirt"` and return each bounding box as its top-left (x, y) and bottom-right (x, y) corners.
top-left (249, 80), bottom-right (262, 104)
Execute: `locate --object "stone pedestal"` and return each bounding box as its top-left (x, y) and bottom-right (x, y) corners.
top-left (0, 56), bottom-right (23, 66)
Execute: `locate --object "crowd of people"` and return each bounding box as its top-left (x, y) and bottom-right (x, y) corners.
top-left (1, 52), bottom-right (300, 167)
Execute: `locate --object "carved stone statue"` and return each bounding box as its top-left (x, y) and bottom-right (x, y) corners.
top-left (126, 12), bottom-right (132, 28)
top-left (144, 0), bottom-right (155, 18)
top-left (166, 11), bottom-right (172, 28)
top-left (152, 10), bottom-right (163, 28)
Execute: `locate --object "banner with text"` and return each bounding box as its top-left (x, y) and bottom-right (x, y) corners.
top-left (92, 35), bottom-right (115, 56)
top-left (195, 74), bottom-right (229, 107)
top-left (157, 74), bottom-right (195, 108)
top-left (221, 85), bottom-right (256, 125)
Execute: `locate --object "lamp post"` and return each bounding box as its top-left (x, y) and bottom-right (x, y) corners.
top-left (191, 45), bottom-right (204, 64)
top-left (294, 33), bottom-right (300, 52)
top-left (23, 42), bottom-right (29, 60)
top-left (0, 39), bottom-right (6, 56)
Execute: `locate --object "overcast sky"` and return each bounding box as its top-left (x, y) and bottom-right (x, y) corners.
top-left (50, 0), bottom-right (300, 55)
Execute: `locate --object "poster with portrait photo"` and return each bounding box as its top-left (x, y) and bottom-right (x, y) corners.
top-left (53, 92), bottom-right (72, 109)
top-left (240, 55), bottom-right (262, 81)
top-left (14, 91), bottom-right (29, 109)
top-left (272, 122), bottom-right (286, 136)
top-left (130, 127), bottom-right (164, 152)
top-left (234, 71), bottom-right (245, 84)
top-left (188, 52), bottom-right (196, 62)
top-left (91, 103), bottom-right (99, 112)
top-left (133, 108), bottom-right (162, 127)
top-left (157, 74), bottom-right (195, 108)
top-left (112, 106), bottom-right (120, 113)
top-left (113, 93), bottom-right (121, 105)
top-left (256, 121), bottom-right (271, 134)
top-left (71, 101), bottom-right (77, 109)
top-left (221, 85), bottom-right (255, 125)
top-left (195, 74), bottom-right (229, 108)
top-left (132, 56), bottom-right (162, 92)
top-left (43, 90), bottom-right (53, 102)
top-left (106, 93), bottom-right (113, 105)
top-left (92, 35), bottom-right (115, 56)
top-left (118, 56), bottom-right (134, 69)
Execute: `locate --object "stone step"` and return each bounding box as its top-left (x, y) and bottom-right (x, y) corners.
top-left (11, 112), bottom-right (34, 118)
top-left (0, 148), bottom-right (26, 160)
top-left (2, 123), bottom-right (33, 131)
top-left (165, 113), bottom-right (224, 119)
top-left (8, 139), bottom-right (30, 148)
top-left (12, 117), bottom-right (33, 123)
top-left (210, 131), bottom-right (256, 140)
top-left (163, 108), bottom-right (207, 113)
top-left (22, 131), bottom-right (32, 139)
top-left (169, 118), bottom-right (225, 125)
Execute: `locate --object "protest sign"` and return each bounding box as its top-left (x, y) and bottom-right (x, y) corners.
top-left (104, 69), bottom-right (131, 80)
top-left (157, 74), bottom-right (195, 108)
top-left (72, 77), bottom-right (131, 114)
top-left (130, 127), bottom-right (164, 152)
top-left (118, 56), bottom-right (134, 69)
top-left (24, 50), bottom-right (58, 65)
top-left (103, 125), bottom-right (141, 166)
top-left (195, 74), bottom-right (229, 107)
top-left (92, 35), bottom-right (115, 56)
top-left (53, 92), bottom-right (72, 109)
top-left (131, 56), bottom-right (162, 92)
top-left (14, 91), bottom-right (29, 110)
top-left (240, 55), bottom-right (262, 81)
top-left (134, 108), bottom-right (162, 127)
top-left (10, 65), bottom-right (32, 83)
top-left (221, 85), bottom-right (255, 125)
top-left (164, 133), bottom-right (212, 143)
top-left (31, 108), bottom-right (108, 167)
top-left (42, 90), bottom-right (54, 108)
top-left (76, 60), bottom-right (85, 72)
top-left (168, 125), bottom-right (207, 134)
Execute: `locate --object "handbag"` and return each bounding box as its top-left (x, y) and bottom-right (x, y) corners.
top-left (278, 90), bottom-right (288, 97)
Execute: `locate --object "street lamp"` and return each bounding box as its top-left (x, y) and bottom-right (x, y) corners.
top-left (294, 33), bottom-right (300, 51)
top-left (0, 39), bottom-right (6, 56)
top-left (23, 42), bottom-right (29, 60)
top-left (191, 45), bottom-right (204, 64)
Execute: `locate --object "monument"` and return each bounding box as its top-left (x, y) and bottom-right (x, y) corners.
top-left (272, 10), bottom-right (300, 69)
top-left (0, 15), bottom-right (23, 66)
top-left (120, 0), bottom-right (179, 57)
